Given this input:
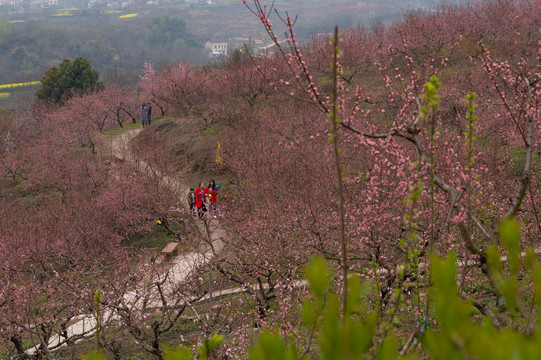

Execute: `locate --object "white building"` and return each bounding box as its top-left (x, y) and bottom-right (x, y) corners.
top-left (317, 33), bottom-right (332, 41)
top-left (0, 0), bottom-right (22, 6)
top-left (38, 0), bottom-right (58, 6)
top-left (205, 42), bottom-right (228, 57)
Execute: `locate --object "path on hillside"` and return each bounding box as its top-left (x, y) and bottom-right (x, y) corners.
top-left (111, 128), bottom-right (225, 282)
top-left (26, 128), bottom-right (225, 355)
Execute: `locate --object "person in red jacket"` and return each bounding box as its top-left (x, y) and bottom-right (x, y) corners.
top-left (208, 179), bottom-right (218, 217)
top-left (195, 182), bottom-right (207, 219)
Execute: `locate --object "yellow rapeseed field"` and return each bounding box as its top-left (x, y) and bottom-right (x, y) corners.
top-left (119, 13), bottom-right (138, 19)
top-left (0, 92), bottom-right (11, 99)
top-left (0, 81), bottom-right (41, 90)
top-left (52, 12), bottom-right (74, 17)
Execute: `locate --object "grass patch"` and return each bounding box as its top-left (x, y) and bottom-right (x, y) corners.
top-left (202, 127), bottom-right (218, 136)
top-left (126, 214), bottom-right (193, 253)
top-left (103, 121), bottom-right (142, 137)
top-left (129, 230), bottom-right (173, 249)
top-left (509, 147), bottom-right (541, 177)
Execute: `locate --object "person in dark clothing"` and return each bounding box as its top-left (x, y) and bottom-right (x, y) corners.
top-left (140, 104), bottom-right (148, 128)
top-left (208, 179), bottom-right (218, 216)
top-left (147, 103), bottom-right (152, 126)
top-left (187, 188), bottom-right (196, 216)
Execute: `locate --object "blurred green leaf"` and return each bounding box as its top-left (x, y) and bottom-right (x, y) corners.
top-left (84, 352), bottom-right (105, 360)
top-left (500, 218), bottom-right (521, 276)
top-left (302, 300), bottom-right (317, 326)
top-left (249, 330), bottom-right (297, 360)
top-left (500, 279), bottom-right (518, 311)
top-left (378, 337), bottom-right (398, 360)
top-left (164, 346), bottom-right (192, 360)
top-left (305, 257), bottom-right (330, 300)
top-left (486, 245), bottom-right (502, 274)
top-left (198, 333), bottom-right (224, 360)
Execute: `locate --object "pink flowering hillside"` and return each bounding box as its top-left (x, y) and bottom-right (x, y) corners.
top-left (2, 0), bottom-right (541, 358)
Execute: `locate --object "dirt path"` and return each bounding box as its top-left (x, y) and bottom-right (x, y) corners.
top-left (111, 128), bottom-right (225, 254)
top-left (26, 128), bottom-right (225, 355)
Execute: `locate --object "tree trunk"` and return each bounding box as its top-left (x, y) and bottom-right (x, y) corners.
top-left (10, 334), bottom-right (24, 354)
top-left (152, 99), bottom-right (166, 116)
top-left (152, 324), bottom-right (164, 360)
top-left (120, 108), bottom-right (136, 124)
top-left (116, 109), bottom-right (123, 127)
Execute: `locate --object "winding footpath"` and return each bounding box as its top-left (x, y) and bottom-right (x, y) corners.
top-left (26, 128), bottom-right (225, 355)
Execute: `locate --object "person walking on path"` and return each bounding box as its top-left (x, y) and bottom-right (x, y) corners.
top-left (195, 183), bottom-right (207, 220)
top-left (208, 179), bottom-right (218, 217)
top-left (147, 103), bottom-right (152, 126)
top-left (140, 103), bottom-right (148, 128)
top-left (187, 187), bottom-right (196, 216)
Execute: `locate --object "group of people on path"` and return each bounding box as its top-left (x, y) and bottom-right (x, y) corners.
top-left (188, 180), bottom-right (219, 220)
top-left (140, 103), bottom-right (153, 128)
top-left (139, 104), bottom-right (218, 219)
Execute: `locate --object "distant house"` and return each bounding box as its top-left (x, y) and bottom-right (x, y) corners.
top-left (258, 39), bottom-right (286, 53)
top-left (205, 42), bottom-right (228, 57)
top-left (317, 33), bottom-right (332, 41)
top-left (0, 0), bottom-right (19, 5)
top-left (107, 1), bottom-right (124, 8)
top-left (38, 0), bottom-right (58, 7)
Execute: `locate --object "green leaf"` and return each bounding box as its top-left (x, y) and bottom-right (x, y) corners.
top-left (500, 279), bottom-right (518, 311)
top-left (431, 252), bottom-right (457, 295)
top-left (486, 245), bottom-right (502, 274)
top-left (378, 337), bottom-right (398, 360)
top-left (534, 266), bottom-right (541, 309)
top-left (524, 249), bottom-right (536, 271)
top-left (164, 346), bottom-right (192, 360)
top-left (302, 300), bottom-right (317, 326)
top-left (305, 257), bottom-right (330, 300)
top-left (249, 330), bottom-right (298, 360)
top-left (499, 218), bottom-right (521, 276)
top-left (346, 274), bottom-right (365, 315)
top-left (198, 333), bottom-right (224, 359)
top-left (84, 352), bottom-right (105, 360)
top-left (208, 333), bottom-right (224, 352)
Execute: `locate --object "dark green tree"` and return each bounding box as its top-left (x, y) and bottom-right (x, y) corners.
top-left (145, 16), bottom-right (188, 47)
top-left (36, 57), bottom-right (103, 105)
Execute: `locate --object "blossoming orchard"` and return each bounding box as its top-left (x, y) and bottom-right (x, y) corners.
top-left (1, 0), bottom-right (541, 359)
